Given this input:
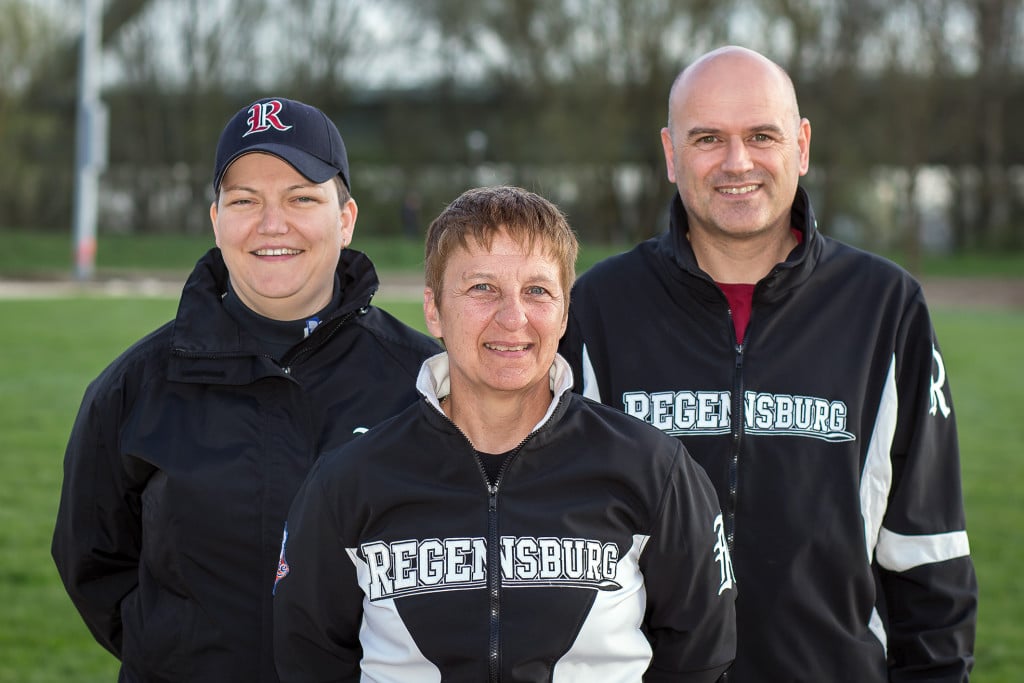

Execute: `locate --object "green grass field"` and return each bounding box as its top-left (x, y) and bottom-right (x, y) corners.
top-left (3, 228), bottom-right (1024, 280)
top-left (0, 293), bottom-right (1020, 681)
top-left (0, 230), bottom-right (636, 280)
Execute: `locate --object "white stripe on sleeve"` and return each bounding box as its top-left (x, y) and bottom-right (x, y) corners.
top-left (581, 344), bottom-right (601, 402)
top-left (875, 528), bottom-right (971, 572)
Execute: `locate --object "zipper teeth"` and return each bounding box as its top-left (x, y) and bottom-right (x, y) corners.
top-left (726, 287), bottom-right (749, 553)
top-left (281, 307), bottom-right (363, 365)
top-left (727, 341), bottom-right (746, 552)
top-left (488, 484), bottom-right (500, 682)
top-left (435, 396), bottom-right (548, 682)
top-left (485, 433), bottom-right (535, 683)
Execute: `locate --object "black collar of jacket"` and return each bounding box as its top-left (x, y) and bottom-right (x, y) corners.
top-left (166, 247), bottom-right (380, 384)
top-left (662, 185), bottom-right (821, 304)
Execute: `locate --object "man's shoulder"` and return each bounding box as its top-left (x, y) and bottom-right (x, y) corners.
top-left (568, 393), bottom-right (680, 449)
top-left (575, 237), bottom-right (664, 290)
top-left (816, 236), bottom-right (924, 301)
top-left (820, 235), bottom-right (915, 280)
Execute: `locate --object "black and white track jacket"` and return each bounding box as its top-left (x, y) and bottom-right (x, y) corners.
top-left (558, 188), bottom-right (977, 681)
top-left (52, 248), bottom-right (439, 683)
top-left (273, 353), bottom-right (736, 682)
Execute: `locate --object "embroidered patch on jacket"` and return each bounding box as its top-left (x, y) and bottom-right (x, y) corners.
top-left (273, 525), bottom-right (290, 595)
top-left (713, 514), bottom-right (736, 595)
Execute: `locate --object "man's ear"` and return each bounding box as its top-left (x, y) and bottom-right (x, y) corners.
top-left (797, 118), bottom-right (812, 177)
top-left (660, 127), bottom-right (677, 183)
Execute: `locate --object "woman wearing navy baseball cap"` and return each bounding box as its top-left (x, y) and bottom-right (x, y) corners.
top-left (52, 97), bottom-right (440, 682)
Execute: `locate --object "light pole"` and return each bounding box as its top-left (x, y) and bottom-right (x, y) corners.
top-left (71, 0), bottom-right (107, 281)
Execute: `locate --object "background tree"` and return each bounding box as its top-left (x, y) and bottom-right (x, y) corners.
top-left (411, 0), bottom-right (737, 242)
top-left (964, 0), bottom-right (1022, 249)
top-left (3, 0), bottom-right (1024, 259)
top-left (6, 0), bottom-right (152, 232)
top-left (0, 0), bottom-right (77, 230)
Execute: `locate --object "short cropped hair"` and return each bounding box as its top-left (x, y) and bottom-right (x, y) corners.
top-left (424, 186), bottom-right (579, 307)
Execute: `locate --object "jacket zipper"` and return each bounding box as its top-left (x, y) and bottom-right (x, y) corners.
top-left (279, 306), bottom-right (366, 371)
top-left (727, 342), bottom-right (745, 552)
top-left (719, 319), bottom-right (747, 683)
top-left (435, 397), bottom-right (542, 682)
top-left (483, 434), bottom-right (534, 683)
top-left (486, 482), bottom-right (501, 682)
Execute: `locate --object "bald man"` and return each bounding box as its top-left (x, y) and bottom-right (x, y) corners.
top-left (560, 46), bottom-right (977, 681)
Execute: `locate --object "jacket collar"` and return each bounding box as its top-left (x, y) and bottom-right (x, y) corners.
top-left (416, 352), bottom-right (574, 435)
top-left (663, 186), bottom-right (821, 300)
top-left (169, 247), bottom-right (379, 357)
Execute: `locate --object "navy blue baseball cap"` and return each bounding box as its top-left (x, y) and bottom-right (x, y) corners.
top-left (213, 97), bottom-right (350, 193)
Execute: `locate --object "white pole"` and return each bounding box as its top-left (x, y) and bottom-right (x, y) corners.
top-left (71, 0), bottom-right (106, 281)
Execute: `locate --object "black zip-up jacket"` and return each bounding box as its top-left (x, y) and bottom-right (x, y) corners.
top-left (559, 189), bottom-right (977, 681)
top-left (273, 353), bottom-right (736, 682)
top-left (52, 248), bottom-right (440, 683)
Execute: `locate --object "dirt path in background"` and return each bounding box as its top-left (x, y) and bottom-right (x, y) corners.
top-left (1, 273), bottom-right (1022, 310)
top-left (914, 277), bottom-right (1024, 311)
top-left (0, 271), bottom-right (425, 301)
